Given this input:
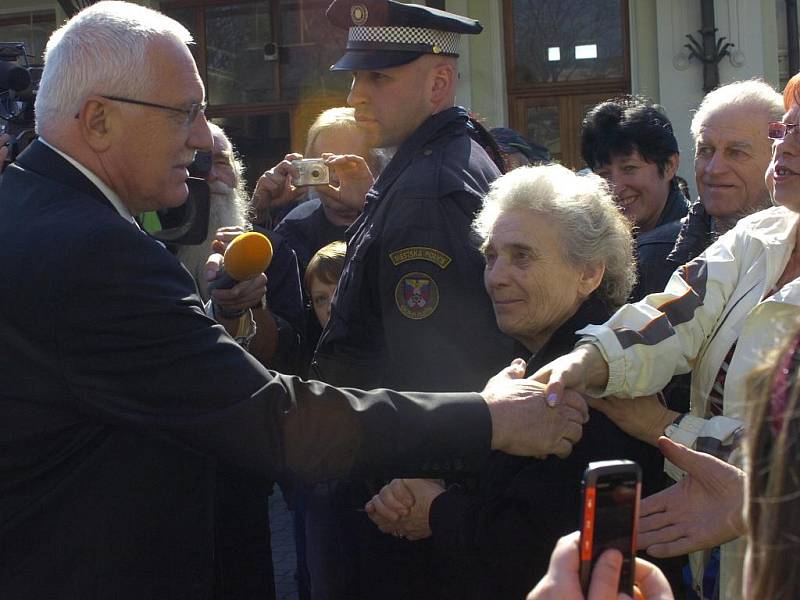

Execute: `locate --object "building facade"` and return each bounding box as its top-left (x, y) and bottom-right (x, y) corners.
top-left (0, 0), bottom-right (791, 198)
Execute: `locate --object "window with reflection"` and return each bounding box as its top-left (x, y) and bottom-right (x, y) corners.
top-left (509, 0), bottom-right (625, 85)
top-left (161, 0), bottom-right (350, 188)
top-left (278, 1), bottom-right (350, 101)
top-left (525, 103), bottom-right (560, 156)
top-left (504, 0), bottom-right (629, 168)
top-left (204, 3), bottom-right (276, 105)
top-left (163, 0), bottom-right (348, 106)
top-left (212, 112), bottom-right (291, 188)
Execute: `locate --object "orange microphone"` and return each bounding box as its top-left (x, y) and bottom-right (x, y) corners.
top-left (208, 231), bottom-right (273, 317)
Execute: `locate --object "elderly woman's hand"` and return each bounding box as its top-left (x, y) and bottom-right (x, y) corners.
top-left (532, 345), bottom-right (610, 406)
top-left (365, 478), bottom-right (446, 541)
top-left (527, 532), bottom-right (673, 600)
top-left (588, 395), bottom-right (678, 447)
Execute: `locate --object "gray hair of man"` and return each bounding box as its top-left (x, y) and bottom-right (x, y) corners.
top-left (473, 164), bottom-right (636, 309)
top-left (690, 79), bottom-right (783, 145)
top-left (35, 0), bottom-right (193, 135)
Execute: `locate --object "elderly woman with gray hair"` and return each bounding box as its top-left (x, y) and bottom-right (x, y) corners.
top-left (365, 164), bottom-right (657, 599)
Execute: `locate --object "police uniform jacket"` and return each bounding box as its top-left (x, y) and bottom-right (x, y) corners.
top-left (313, 107), bottom-right (515, 392)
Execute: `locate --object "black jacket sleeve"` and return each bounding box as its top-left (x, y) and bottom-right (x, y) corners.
top-left (54, 221), bottom-right (493, 483)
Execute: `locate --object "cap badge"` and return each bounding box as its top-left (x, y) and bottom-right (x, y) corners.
top-left (351, 4), bottom-right (369, 25)
top-left (432, 44), bottom-right (443, 54)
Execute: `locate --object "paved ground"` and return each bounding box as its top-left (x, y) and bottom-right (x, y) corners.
top-left (270, 488), bottom-right (300, 600)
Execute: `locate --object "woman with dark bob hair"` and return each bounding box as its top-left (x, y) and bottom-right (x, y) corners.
top-left (363, 164), bottom-right (658, 599)
top-left (581, 96), bottom-right (689, 300)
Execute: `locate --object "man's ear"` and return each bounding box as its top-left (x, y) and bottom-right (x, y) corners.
top-left (577, 261), bottom-right (605, 298)
top-left (429, 61), bottom-right (456, 105)
top-left (78, 97), bottom-right (114, 153)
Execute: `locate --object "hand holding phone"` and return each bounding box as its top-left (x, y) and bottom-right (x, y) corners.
top-left (579, 460), bottom-right (641, 596)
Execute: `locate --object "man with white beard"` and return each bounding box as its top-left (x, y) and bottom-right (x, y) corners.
top-left (176, 124), bottom-right (249, 300)
top-left (177, 123), bottom-right (306, 599)
top-left (177, 123), bottom-right (305, 372)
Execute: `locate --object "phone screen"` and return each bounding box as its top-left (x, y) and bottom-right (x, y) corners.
top-left (594, 477), bottom-right (637, 580)
top-left (580, 461), bottom-right (640, 595)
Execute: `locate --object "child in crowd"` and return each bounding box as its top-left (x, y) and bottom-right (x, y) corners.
top-left (304, 241), bottom-right (347, 328)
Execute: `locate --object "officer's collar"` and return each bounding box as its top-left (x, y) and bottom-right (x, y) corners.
top-left (371, 106), bottom-right (468, 196)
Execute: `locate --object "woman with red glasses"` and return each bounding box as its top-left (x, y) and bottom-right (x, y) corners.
top-left (529, 73), bottom-right (800, 600)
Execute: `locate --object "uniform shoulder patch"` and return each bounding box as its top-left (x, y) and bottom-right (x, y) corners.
top-left (395, 272), bottom-right (439, 320)
top-left (389, 246), bottom-right (452, 269)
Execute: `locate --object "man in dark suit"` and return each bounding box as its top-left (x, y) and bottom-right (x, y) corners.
top-left (0, 2), bottom-right (587, 597)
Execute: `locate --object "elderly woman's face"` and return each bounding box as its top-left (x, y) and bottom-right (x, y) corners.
top-left (769, 104), bottom-right (800, 213)
top-left (483, 209), bottom-right (599, 352)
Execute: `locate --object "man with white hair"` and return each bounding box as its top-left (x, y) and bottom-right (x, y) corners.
top-left (177, 123), bottom-right (305, 372)
top-left (176, 123), bottom-right (252, 302)
top-left (579, 80), bottom-right (783, 600)
top-left (0, 2), bottom-right (588, 597)
top-left (661, 79), bottom-right (783, 454)
top-left (669, 79), bottom-right (783, 265)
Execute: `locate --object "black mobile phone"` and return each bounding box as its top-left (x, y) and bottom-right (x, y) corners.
top-left (579, 459), bottom-right (641, 596)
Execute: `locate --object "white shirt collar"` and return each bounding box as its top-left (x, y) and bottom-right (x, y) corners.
top-left (38, 137), bottom-right (139, 227)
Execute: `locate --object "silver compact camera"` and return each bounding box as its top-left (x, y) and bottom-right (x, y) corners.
top-left (291, 158), bottom-right (330, 186)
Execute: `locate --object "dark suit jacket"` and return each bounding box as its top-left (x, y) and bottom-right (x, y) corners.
top-left (0, 141), bottom-right (491, 599)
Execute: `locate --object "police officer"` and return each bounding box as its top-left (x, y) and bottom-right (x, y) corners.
top-left (313, 0), bottom-right (515, 393)
top-left (308, 2), bottom-right (517, 598)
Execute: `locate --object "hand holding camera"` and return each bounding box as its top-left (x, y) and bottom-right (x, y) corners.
top-left (320, 153), bottom-right (375, 213)
top-left (250, 153), bottom-right (307, 224)
top-left (251, 152), bottom-right (375, 225)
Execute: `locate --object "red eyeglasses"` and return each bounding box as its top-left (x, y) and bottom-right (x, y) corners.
top-left (768, 121), bottom-right (800, 140)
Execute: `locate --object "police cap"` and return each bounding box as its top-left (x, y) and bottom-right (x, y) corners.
top-left (327, 0), bottom-right (482, 71)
